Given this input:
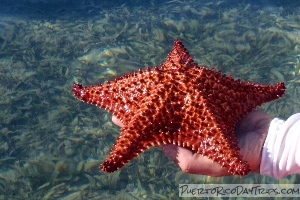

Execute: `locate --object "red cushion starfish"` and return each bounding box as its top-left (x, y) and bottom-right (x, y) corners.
top-left (73, 40), bottom-right (285, 176)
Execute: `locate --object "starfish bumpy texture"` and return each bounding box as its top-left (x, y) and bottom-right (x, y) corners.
top-left (73, 40), bottom-right (285, 176)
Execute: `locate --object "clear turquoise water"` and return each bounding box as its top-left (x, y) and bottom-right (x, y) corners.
top-left (0, 0), bottom-right (299, 199)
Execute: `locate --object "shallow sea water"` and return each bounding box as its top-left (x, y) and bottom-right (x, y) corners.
top-left (0, 0), bottom-right (300, 199)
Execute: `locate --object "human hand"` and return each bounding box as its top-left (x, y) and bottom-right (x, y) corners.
top-left (112, 110), bottom-right (273, 176)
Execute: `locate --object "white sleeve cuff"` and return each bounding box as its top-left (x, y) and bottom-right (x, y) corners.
top-left (260, 113), bottom-right (300, 179)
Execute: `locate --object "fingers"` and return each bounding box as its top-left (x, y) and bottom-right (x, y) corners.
top-left (112, 115), bottom-right (124, 127)
top-left (163, 144), bottom-right (230, 177)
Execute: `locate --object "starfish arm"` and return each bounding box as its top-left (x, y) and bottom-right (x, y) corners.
top-left (178, 89), bottom-right (250, 176)
top-left (161, 39), bottom-right (198, 71)
top-left (196, 129), bottom-right (250, 176)
top-left (101, 129), bottom-right (148, 173)
top-left (72, 67), bottom-right (168, 125)
top-left (72, 81), bottom-right (141, 123)
top-left (102, 82), bottom-right (182, 172)
top-left (213, 79), bottom-right (286, 122)
top-left (188, 67), bottom-right (285, 126)
top-left (101, 129), bottom-right (178, 173)
top-left (169, 128), bottom-right (250, 176)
